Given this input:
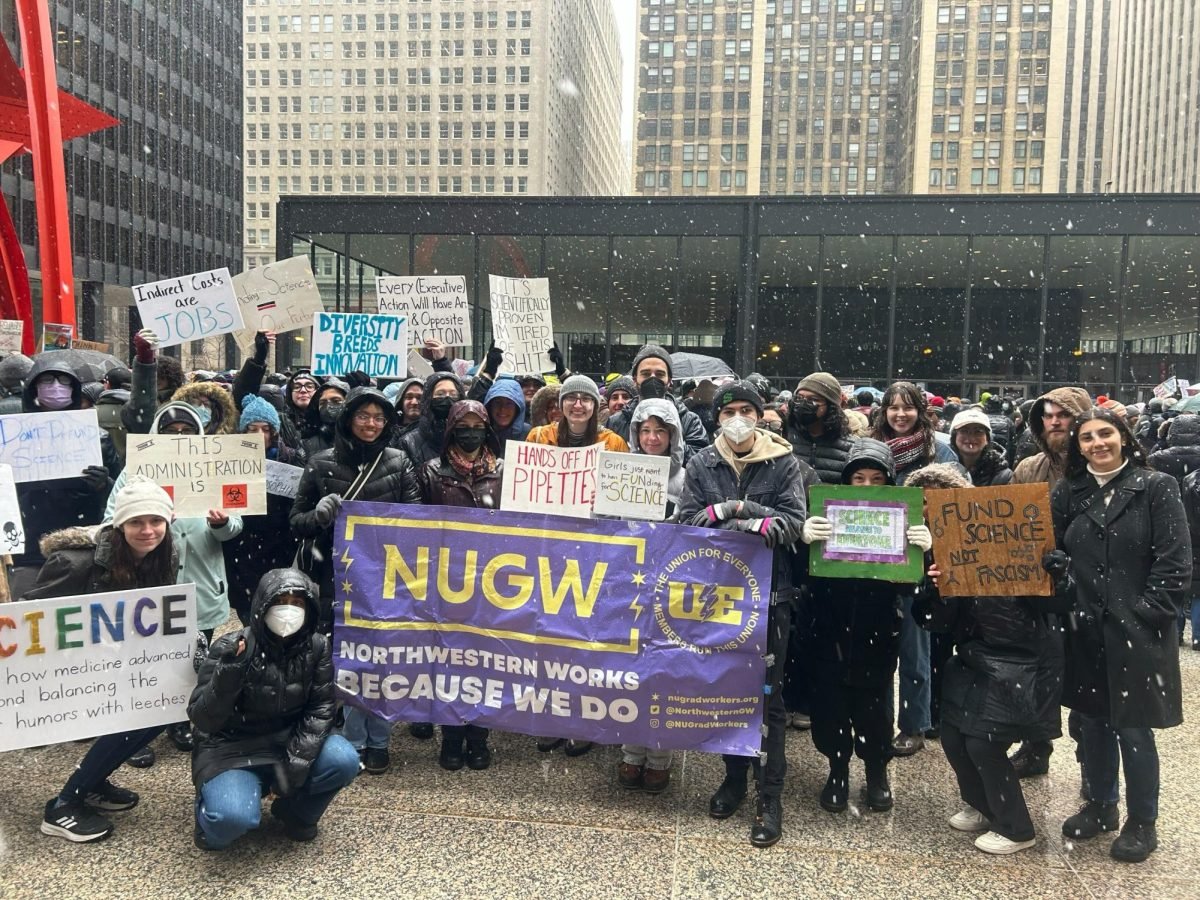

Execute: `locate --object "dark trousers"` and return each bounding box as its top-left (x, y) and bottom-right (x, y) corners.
top-left (781, 614), bottom-right (810, 715)
top-left (722, 598), bottom-right (791, 799)
top-left (442, 724), bottom-right (489, 747)
top-left (58, 726), bottom-right (165, 804)
top-left (809, 676), bottom-right (892, 772)
top-left (928, 632), bottom-right (954, 729)
top-left (1077, 714), bottom-right (1159, 822)
top-left (941, 722), bottom-right (1034, 841)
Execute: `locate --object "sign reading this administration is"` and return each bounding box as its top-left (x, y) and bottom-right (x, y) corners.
top-left (808, 484), bottom-right (925, 582)
top-left (124, 433), bottom-right (267, 517)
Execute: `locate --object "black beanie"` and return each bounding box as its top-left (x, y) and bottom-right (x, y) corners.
top-left (631, 343), bottom-right (673, 382)
top-left (713, 381), bottom-right (765, 419)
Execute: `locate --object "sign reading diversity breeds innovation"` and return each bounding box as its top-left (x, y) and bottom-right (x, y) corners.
top-left (0, 409), bottom-right (103, 483)
top-left (376, 276), bottom-right (471, 347)
top-left (489, 275), bottom-right (554, 375)
top-left (0, 584), bottom-right (197, 752)
top-left (808, 484), bottom-right (925, 582)
top-left (333, 503), bottom-right (772, 755)
top-left (311, 312), bottom-right (407, 378)
top-left (133, 268), bottom-right (243, 348)
top-left (124, 433), bottom-right (267, 517)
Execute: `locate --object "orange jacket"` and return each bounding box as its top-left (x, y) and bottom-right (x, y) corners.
top-left (525, 424), bottom-right (628, 452)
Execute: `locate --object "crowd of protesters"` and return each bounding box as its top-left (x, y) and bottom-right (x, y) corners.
top-left (2, 330), bottom-right (1194, 864)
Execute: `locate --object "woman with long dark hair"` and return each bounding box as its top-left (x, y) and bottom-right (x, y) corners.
top-left (28, 477), bottom-right (179, 843)
top-left (1050, 408), bottom-right (1191, 863)
top-left (524, 375), bottom-right (628, 452)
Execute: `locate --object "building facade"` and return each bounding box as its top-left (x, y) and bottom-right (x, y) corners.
top-left (0, 0), bottom-right (242, 367)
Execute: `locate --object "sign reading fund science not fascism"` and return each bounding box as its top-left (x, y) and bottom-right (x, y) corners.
top-left (332, 503), bottom-right (773, 756)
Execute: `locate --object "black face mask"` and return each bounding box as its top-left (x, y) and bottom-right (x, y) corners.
top-left (319, 403), bottom-right (343, 425)
top-left (638, 377), bottom-right (668, 400)
top-left (791, 398), bottom-right (820, 426)
top-left (430, 396), bottom-right (455, 419)
top-left (453, 427), bottom-right (487, 452)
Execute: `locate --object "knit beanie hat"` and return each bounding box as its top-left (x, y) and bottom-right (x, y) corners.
top-left (713, 381), bottom-right (765, 418)
top-left (949, 407), bottom-right (992, 436)
top-left (112, 475), bottom-right (174, 526)
top-left (606, 375), bottom-right (637, 401)
top-left (630, 343), bottom-right (673, 382)
top-left (1100, 397), bottom-right (1128, 419)
top-left (795, 372), bottom-right (843, 408)
top-left (559, 374), bottom-right (601, 407)
top-left (240, 394), bottom-right (281, 431)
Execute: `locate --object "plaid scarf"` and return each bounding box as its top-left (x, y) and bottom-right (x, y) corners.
top-left (886, 431), bottom-right (927, 471)
top-left (447, 444), bottom-right (498, 480)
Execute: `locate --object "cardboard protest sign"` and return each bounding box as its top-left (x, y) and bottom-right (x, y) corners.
top-left (592, 451), bottom-right (670, 522)
top-left (72, 338), bottom-right (111, 353)
top-left (0, 409), bottom-right (103, 483)
top-left (925, 483), bottom-right (1054, 597)
top-left (41, 322), bottom-right (73, 351)
top-left (407, 348), bottom-right (435, 379)
top-left (265, 460), bottom-right (303, 499)
top-left (124, 433), bottom-right (267, 517)
top-left (231, 256), bottom-right (326, 355)
top-left (0, 463), bottom-right (24, 553)
top-left (808, 485), bottom-right (925, 582)
top-left (311, 312), bottom-right (407, 379)
top-left (1153, 377), bottom-right (1179, 400)
top-left (501, 441), bottom-right (604, 519)
top-left (376, 275), bottom-right (471, 347)
top-left (0, 320), bottom-right (24, 355)
top-left (134, 267), bottom-right (243, 348)
top-left (0, 584), bottom-right (197, 752)
top-left (489, 275), bottom-right (554, 375)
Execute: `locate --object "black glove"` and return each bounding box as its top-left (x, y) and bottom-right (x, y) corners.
top-left (253, 331), bottom-right (270, 365)
top-left (484, 340), bottom-right (504, 377)
top-left (548, 342), bottom-right (567, 378)
top-left (192, 633), bottom-right (210, 674)
top-left (314, 493), bottom-right (343, 527)
top-left (80, 465), bottom-right (110, 493)
top-left (1041, 550), bottom-right (1070, 580)
top-left (346, 371), bottom-right (372, 389)
top-left (218, 631), bottom-right (251, 663)
top-left (272, 760), bottom-right (308, 799)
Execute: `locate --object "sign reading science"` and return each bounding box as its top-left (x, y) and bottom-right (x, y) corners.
top-left (332, 503), bottom-right (772, 756)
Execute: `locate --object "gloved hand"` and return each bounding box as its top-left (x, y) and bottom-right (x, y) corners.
top-left (313, 493), bottom-right (343, 527)
top-left (906, 525), bottom-right (933, 552)
top-left (253, 331), bottom-right (271, 365)
top-left (192, 633), bottom-right (210, 674)
top-left (740, 517), bottom-right (790, 549)
top-left (484, 341), bottom-right (504, 377)
top-left (272, 760), bottom-right (308, 799)
top-left (219, 632), bottom-right (250, 663)
top-left (133, 329), bottom-right (159, 364)
top-left (801, 516), bottom-right (833, 545)
top-left (548, 342), bottom-right (567, 378)
top-left (1042, 550), bottom-right (1070, 579)
top-left (80, 465), bottom-right (111, 493)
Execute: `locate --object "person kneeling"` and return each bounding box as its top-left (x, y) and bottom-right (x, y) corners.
top-left (189, 568), bottom-right (359, 850)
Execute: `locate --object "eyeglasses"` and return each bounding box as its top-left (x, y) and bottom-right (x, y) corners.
top-left (563, 394), bottom-right (595, 407)
top-left (39, 374), bottom-right (74, 386)
top-left (353, 413), bottom-right (388, 425)
top-left (292, 383), bottom-right (317, 394)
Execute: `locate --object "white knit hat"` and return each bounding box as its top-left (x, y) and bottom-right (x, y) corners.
top-left (112, 475), bottom-right (174, 526)
top-left (949, 407), bottom-right (993, 437)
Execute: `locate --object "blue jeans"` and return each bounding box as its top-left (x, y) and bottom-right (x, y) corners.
top-left (196, 735), bottom-right (359, 849)
top-left (896, 595), bottom-right (931, 736)
top-left (341, 706), bottom-right (393, 750)
top-left (1077, 715), bottom-right (1159, 822)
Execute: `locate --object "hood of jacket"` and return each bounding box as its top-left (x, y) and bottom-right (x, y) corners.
top-left (714, 428), bottom-right (793, 468)
top-left (97, 388), bottom-right (130, 406)
top-left (391, 377), bottom-right (424, 412)
top-left (151, 400), bottom-right (206, 435)
top-left (38, 525), bottom-right (100, 558)
top-left (841, 437), bottom-right (897, 485)
top-left (171, 382), bottom-right (238, 435)
top-left (1166, 414), bottom-right (1200, 448)
top-left (248, 567), bottom-right (321, 653)
top-left (441, 399), bottom-right (499, 458)
top-left (334, 386), bottom-right (397, 465)
top-left (529, 384), bottom-right (561, 427)
top-left (1028, 387), bottom-right (1092, 450)
top-left (21, 355), bottom-right (84, 411)
top-left (629, 398), bottom-right (685, 474)
top-left (483, 377), bottom-right (528, 433)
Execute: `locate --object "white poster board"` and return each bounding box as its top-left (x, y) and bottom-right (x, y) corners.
top-left (500, 441), bottom-right (604, 519)
top-left (0, 463), bottom-right (24, 553)
top-left (0, 584), bottom-right (198, 752)
top-left (124, 433), bottom-right (267, 517)
top-left (0, 320), bottom-right (24, 355)
top-left (231, 256), bottom-right (326, 355)
top-left (265, 460), bottom-right (303, 499)
top-left (133, 268), bottom-right (244, 348)
top-left (592, 451), bottom-right (670, 522)
top-left (0, 409), bottom-right (103, 483)
top-left (406, 349), bottom-right (435, 379)
top-left (376, 275), bottom-right (471, 347)
top-left (311, 312), bottom-right (407, 379)
top-left (489, 275), bottom-right (554, 375)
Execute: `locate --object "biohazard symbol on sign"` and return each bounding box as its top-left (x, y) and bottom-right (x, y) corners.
top-left (222, 484), bottom-right (248, 509)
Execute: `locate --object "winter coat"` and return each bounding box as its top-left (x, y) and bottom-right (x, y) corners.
top-left (528, 384), bottom-right (561, 427)
top-left (290, 387), bottom-right (422, 605)
top-left (481, 377), bottom-right (531, 451)
top-left (894, 437), bottom-right (961, 485)
top-left (789, 428), bottom-right (853, 485)
top-left (1012, 387), bottom-right (1092, 489)
top-left (525, 423), bottom-right (629, 452)
top-left (396, 372), bottom-right (464, 469)
top-left (95, 389), bottom-right (130, 461)
top-left (1182, 468), bottom-right (1200, 585)
top-left (188, 568), bottom-right (336, 793)
top-left (676, 430), bottom-right (807, 596)
top-left (961, 444), bottom-right (1014, 487)
top-left (606, 395), bottom-right (710, 455)
top-left (628, 398), bottom-right (687, 517)
top-left (23, 525), bottom-right (179, 600)
top-left (1052, 465), bottom-right (1191, 728)
top-left (1148, 414), bottom-right (1200, 487)
top-left (418, 399), bottom-right (503, 509)
top-left (172, 382), bottom-right (239, 436)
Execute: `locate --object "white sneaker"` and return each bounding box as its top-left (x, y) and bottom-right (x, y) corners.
top-left (974, 831), bottom-right (1036, 855)
top-left (949, 807), bottom-right (989, 832)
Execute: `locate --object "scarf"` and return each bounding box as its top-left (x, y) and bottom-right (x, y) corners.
top-left (448, 444), bottom-right (498, 480)
top-left (886, 432), bottom-right (927, 471)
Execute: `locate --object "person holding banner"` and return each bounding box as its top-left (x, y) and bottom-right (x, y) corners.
top-left (676, 382), bottom-right (807, 848)
top-left (290, 386), bottom-right (423, 773)
top-left (119, 329), bottom-right (186, 438)
top-left (418, 399), bottom-right (503, 771)
top-left (525, 375), bottom-right (629, 452)
top-left (29, 477), bottom-right (180, 843)
top-left (1050, 408), bottom-right (1191, 863)
top-left (189, 567), bottom-right (359, 850)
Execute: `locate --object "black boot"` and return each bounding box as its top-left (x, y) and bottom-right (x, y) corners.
top-left (1062, 801), bottom-right (1119, 839)
top-left (465, 741), bottom-right (492, 771)
top-left (439, 735), bottom-right (465, 771)
top-left (750, 793), bottom-right (783, 848)
top-left (708, 771), bottom-right (748, 819)
top-left (1110, 817), bottom-right (1158, 863)
top-left (864, 763), bottom-right (893, 812)
top-left (167, 722), bottom-right (193, 752)
top-left (819, 766), bottom-right (849, 813)
top-left (1010, 741), bottom-right (1051, 779)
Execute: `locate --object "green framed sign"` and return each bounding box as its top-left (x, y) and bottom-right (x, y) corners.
top-left (808, 484), bottom-right (926, 583)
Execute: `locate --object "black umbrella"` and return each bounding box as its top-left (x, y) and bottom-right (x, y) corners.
top-left (32, 348), bottom-right (124, 382)
top-left (668, 351), bottom-right (737, 381)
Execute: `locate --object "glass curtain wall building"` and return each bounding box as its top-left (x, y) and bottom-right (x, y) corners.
top-left (276, 194), bottom-right (1200, 400)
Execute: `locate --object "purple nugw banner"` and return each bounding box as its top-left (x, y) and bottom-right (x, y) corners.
top-left (333, 502), bottom-right (773, 756)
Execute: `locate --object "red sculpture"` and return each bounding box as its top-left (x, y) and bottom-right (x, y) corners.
top-left (0, 4), bottom-right (119, 354)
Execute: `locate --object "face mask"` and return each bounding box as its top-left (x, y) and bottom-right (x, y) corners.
top-left (36, 380), bottom-right (74, 410)
top-left (791, 398), bottom-right (820, 426)
top-left (319, 404), bottom-right (342, 425)
top-left (454, 427), bottom-right (487, 452)
top-left (638, 378), bottom-right (668, 400)
top-left (265, 604), bottom-right (306, 638)
top-left (195, 406), bottom-right (212, 428)
top-left (721, 415), bottom-right (757, 444)
top-left (430, 396), bottom-right (455, 419)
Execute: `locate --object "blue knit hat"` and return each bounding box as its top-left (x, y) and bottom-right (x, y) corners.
top-left (239, 394), bottom-right (281, 431)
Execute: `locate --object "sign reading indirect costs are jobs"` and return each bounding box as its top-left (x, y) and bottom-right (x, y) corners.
top-left (489, 275), bottom-right (555, 375)
top-left (925, 483), bottom-right (1055, 597)
top-left (376, 276), bottom-right (472, 347)
top-left (133, 267), bottom-right (244, 348)
top-left (0, 584), bottom-right (198, 752)
top-left (0, 409), bottom-right (103, 483)
top-left (124, 433), bottom-right (267, 517)
top-left (311, 312), bottom-right (408, 379)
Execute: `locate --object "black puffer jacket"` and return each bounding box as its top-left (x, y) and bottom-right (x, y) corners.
top-left (789, 429), bottom-right (853, 485)
top-left (1148, 414), bottom-right (1200, 486)
top-left (606, 394), bottom-right (710, 455)
top-left (188, 568), bottom-right (335, 792)
top-left (23, 525), bottom-right (179, 600)
top-left (396, 372), bottom-right (464, 468)
top-left (962, 444), bottom-right (1014, 487)
top-left (291, 387), bottom-right (422, 605)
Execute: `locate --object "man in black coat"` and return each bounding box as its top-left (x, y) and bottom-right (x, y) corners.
top-left (604, 343), bottom-right (710, 454)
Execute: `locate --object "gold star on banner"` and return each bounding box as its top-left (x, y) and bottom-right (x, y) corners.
top-left (341, 580), bottom-right (353, 595)
top-left (631, 571), bottom-right (646, 586)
